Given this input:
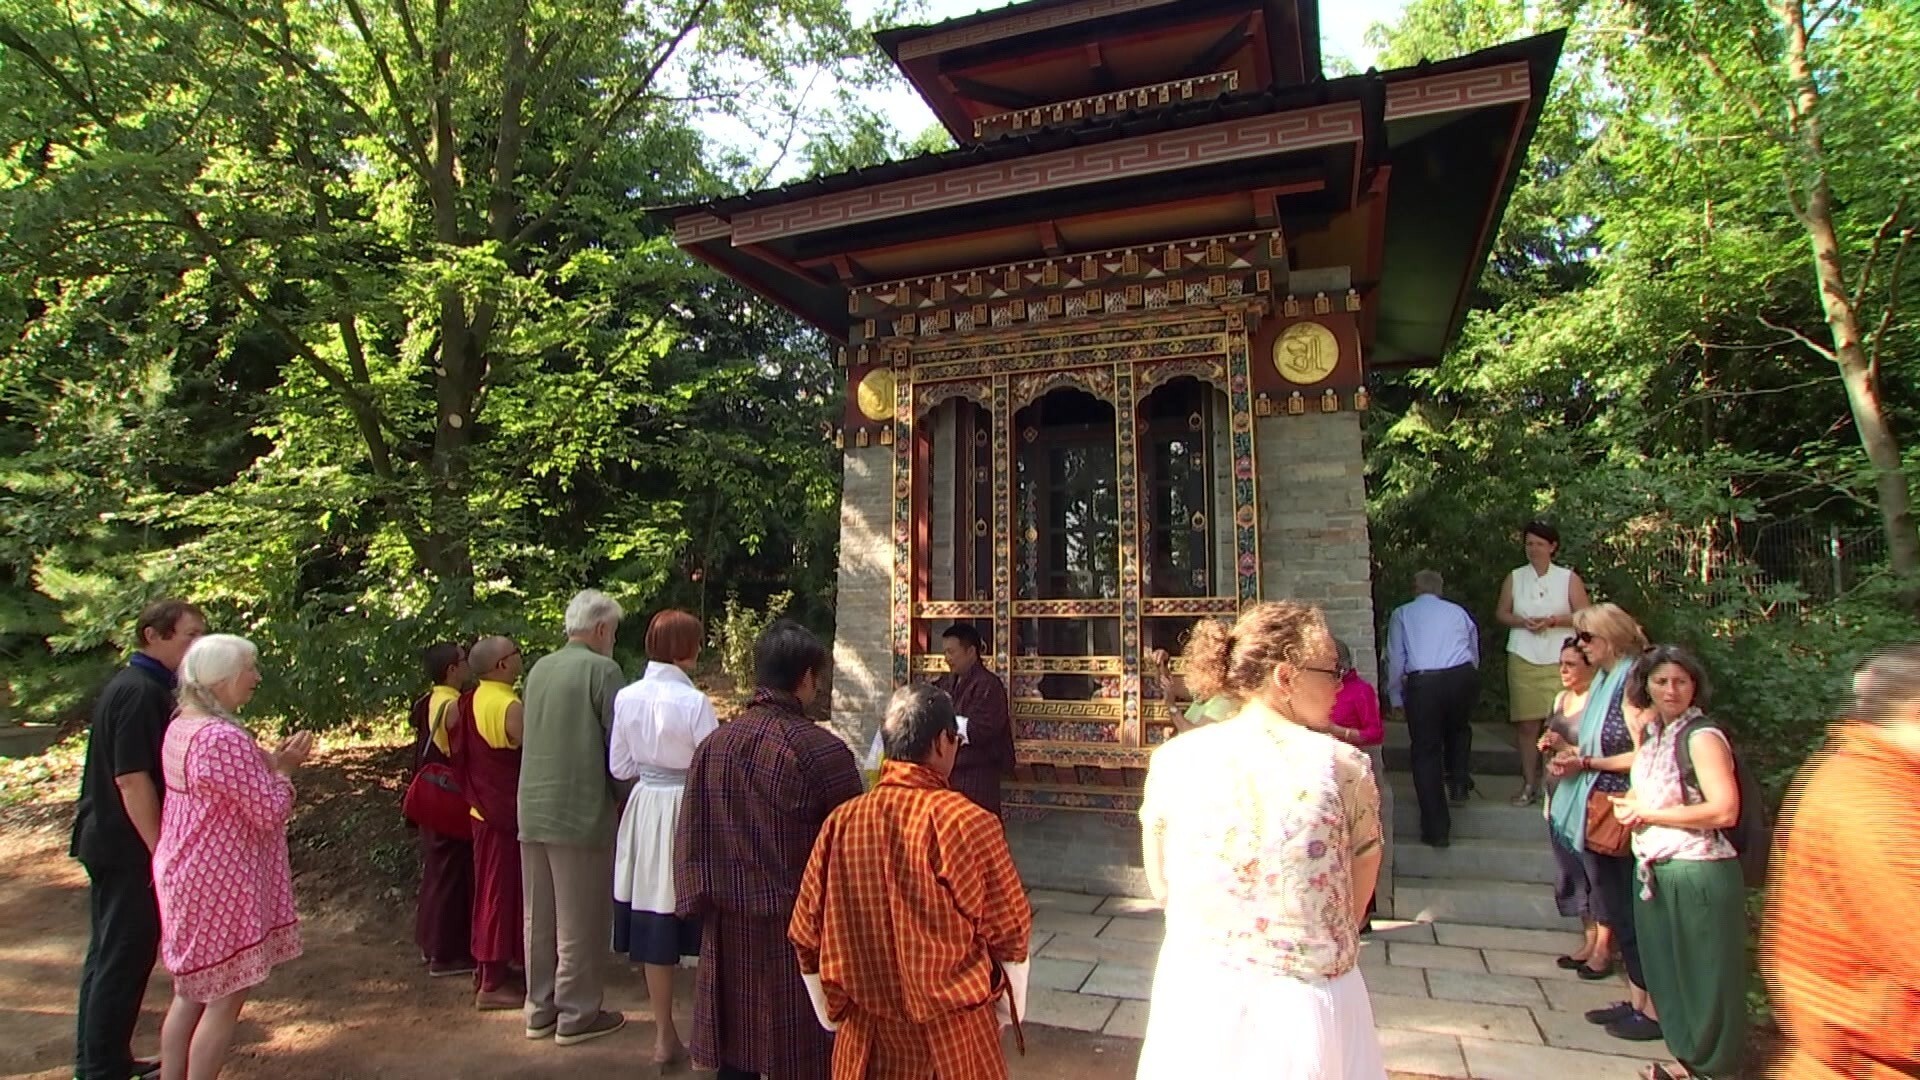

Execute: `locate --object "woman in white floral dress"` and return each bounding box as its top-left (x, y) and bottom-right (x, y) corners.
top-left (1137, 601), bottom-right (1386, 1080)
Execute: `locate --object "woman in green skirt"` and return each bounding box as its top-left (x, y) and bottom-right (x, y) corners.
top-left (1609, 646), bottom-right (1746, 1080)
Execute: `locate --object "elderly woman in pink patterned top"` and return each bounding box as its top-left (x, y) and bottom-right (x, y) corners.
top-left (153, 634), bottom-right (311, 1080)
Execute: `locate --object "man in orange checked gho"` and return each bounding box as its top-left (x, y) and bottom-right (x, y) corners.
top-left (789, 684), bottom-right (1032, 1080)
top-left (1764, 643), bottom-right (1920, 1080)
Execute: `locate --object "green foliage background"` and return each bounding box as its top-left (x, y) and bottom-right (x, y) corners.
top-left (0, 0), bottom-right (1914, 782)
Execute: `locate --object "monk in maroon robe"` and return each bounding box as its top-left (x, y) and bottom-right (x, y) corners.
top-left (408, 642), bottom-right (473, 977)
top-left (934, 624), bottom-right (1015, 817)
top-left (446, 636), bottom-right (526, 1010)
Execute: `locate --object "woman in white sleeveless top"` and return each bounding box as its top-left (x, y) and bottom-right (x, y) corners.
top-left (610, 610), bottom-right (718, 1067)
top-left (1495, 522), bottom-right (1589, 805)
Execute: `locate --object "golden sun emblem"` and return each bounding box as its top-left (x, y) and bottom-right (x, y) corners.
top-left (855, 368), bottom-right (896, 422)
top-left (1274, 322), bottom-right (1340, 385)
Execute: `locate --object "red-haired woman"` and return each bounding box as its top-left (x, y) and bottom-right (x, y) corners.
top-left (610, 610), bottom-right (717, 1067)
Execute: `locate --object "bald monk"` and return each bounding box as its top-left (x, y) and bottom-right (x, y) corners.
top-left (448, 635), bottom-right (525, 1011)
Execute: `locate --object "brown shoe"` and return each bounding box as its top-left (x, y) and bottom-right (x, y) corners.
top-left (475, 989), bottom-right (522, 1011)
top-left (554, 1010), bottom-right (627, 1046)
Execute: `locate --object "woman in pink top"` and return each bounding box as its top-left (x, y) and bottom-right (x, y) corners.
top-left (153, 634), bottom-right (311, 1080)
top-left (1327, 638), bottom-right (1384, 749)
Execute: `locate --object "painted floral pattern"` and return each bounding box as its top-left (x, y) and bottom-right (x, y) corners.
top-left (1140, 714), bottom-right (1382, 980)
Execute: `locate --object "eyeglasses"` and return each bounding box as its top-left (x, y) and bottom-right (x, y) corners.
top-left (1298, 663), bottom-right (1350, 681)
top-left (1573, 631), bottom-right (1596, 644)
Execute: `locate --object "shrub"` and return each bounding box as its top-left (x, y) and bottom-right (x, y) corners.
top-left (710, 591), bottom-right (793, 692)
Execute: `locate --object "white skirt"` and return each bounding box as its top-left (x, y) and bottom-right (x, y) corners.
top-left (612, 780), bottom-right (685, 915)
top-left (1136, 947), bottom-right (1385, 1080)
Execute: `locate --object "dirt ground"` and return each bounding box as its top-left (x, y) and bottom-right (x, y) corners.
top-left (0, 740), bottom-right (1146, 1080)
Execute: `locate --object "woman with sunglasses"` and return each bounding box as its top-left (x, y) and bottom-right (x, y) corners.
top-left (1538, 637), bottom-right (1605, 972)
top-left (1545, 604), bottom-right (1659, 1040)
top-left (1136, 602), bottom-right (1386, 1079)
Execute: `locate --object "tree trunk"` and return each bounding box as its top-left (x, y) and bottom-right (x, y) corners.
top-left (1778, 0), bottom-right (1920, 598)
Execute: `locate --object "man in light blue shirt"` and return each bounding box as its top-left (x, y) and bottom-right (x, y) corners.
top-left (1386, 570), bottom-right (1480, 847)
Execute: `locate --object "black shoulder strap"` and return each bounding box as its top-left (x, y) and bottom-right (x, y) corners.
top-left (1674, 717), bottom-right (1723, 797)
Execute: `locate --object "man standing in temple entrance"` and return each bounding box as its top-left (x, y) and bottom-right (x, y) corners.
top-left (790, 683), bottom-right (1031, 1080)
top-left (935, 624), bottom-right (1015, 817)
top-left (448, 635), bottom-right (525, 1012)
top-left (677, 620), bottom-right (866, 1080)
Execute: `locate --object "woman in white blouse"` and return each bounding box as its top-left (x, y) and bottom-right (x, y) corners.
top-left (1496, 521), bottom-right (1590, 805)
top-left (610, 610), bottom-right (718, 1068)
top-left (1137, 601), bottom-right (1385, 1080)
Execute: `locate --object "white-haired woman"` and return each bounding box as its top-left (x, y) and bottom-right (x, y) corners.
top-left (153, 634), bottom-right (311, 1080)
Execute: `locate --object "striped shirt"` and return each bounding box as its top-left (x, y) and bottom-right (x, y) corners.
top-left (790, 760), bottom-right (1032, 1080)
top-left (1763, 722), bottom-right (1920, 1078)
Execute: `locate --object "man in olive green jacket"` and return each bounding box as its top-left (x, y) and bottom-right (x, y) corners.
top-left (519, 589), bottom-right (627, 1046)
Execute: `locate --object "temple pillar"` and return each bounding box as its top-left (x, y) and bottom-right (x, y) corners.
top-left (1255, 407), bottom-right (1390, 913)
top-left (828, 445), bottom-right (894, 753)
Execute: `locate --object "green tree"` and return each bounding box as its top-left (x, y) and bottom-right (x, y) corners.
top-left (0, 0), bottom-right (896, 720)
top-left (1614, 0), bottom-right (1920, 596)
top-left (1, 0), bottom-right (883, 600)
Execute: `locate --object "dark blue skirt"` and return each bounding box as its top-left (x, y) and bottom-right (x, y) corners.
top-left (614, 905), bottom-right (701, 966)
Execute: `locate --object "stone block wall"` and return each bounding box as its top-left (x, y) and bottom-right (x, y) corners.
top-left (1006, 814), bottom-right (1148, 898)
top-left (1253, 408), bottom-right (1391, 913)
top-left (1255, 410), bottom-right (1378, 681)
top-left (828, 446), bottom-right (893, 754)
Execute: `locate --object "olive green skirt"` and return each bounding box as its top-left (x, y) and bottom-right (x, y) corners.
top-left (1507, 658), bottom-right (1562, 722)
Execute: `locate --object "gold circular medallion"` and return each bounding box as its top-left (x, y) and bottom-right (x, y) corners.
top-left (855, 368), bottom-right (896, 422)
top-left (1274, 321), bottom-right (1340, 385)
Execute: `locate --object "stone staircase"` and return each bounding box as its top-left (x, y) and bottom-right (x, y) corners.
top-left (1383, 719), bottom-right (1579, 933)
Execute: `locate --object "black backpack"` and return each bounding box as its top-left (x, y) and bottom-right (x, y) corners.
top-left (1674, 716), bottom-right (1772, 888)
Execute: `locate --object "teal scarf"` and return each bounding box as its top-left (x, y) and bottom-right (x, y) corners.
top-left (1549, 659), bottom-right (1629, 852)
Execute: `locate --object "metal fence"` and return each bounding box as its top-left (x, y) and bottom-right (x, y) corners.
top-left (1633, 518), bottom-right (1887, 608)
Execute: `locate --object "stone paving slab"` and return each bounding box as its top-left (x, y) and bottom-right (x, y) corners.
top-left (1097, 916), bottom-right (1165, 944)
top-left (1424, 969), bottom-right (1549, 1009)
top-left (1038, 933), bottom-right (1161, 968)
top-left (1081, 964), bottom-right (1151, 1001)
top-left (1379, 1027), bottom-right (1472, 1079)
top-left (1532, 1007), bottom-right (1667, 1061)
top-left (1369, 993), bottom-right (1543, 1045)
top-left (1093, 895), bottom-right (1162, 917)
top-left (1032, 910), bottom-right (1113, 937)
top-left (1432, 923), bottom-right (1584, 956)
top-left (1028, 889), bottom-right (1107, 914)
top-left (1387, 942), bottom-right (1491, 973)
top-left (1369, 920), bottom-right (1439, 944)
top-left (1460, 1036), bottom-right (1649, 1080)
top-left (1031, 957), bottom-right (1095, 992)
top-left (1024, 986), bottom-right (1119, 1033)
top-left (1482, 947), bottom-right (1575, 980)
top-left (1024, 904), bottom-right (1661, 1078)
top-left (1362, 962), bottom-right (1430, 999)
top-left (1103, 999), bottom-right (1150, 1039)
top-left (1538, 977), bottom-right (1632, 1014)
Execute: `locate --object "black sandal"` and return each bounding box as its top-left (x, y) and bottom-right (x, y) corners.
top-left (1577, 958), bottom-right (1616, 980)
top-left (1556, 954), bottom-right (1589, 970)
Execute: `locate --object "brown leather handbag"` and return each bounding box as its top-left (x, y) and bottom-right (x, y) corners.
top-left (1584, 785), bottom-right (1630, 856)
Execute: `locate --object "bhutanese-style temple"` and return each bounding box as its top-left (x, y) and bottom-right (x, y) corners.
top-left (660, 0), bottom-right (1562, 905)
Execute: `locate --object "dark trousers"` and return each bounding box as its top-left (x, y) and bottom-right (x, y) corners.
top-left (718, 1068), bottom-right (760, 1080)
top-left (1592, 850), bottom-right (1644, 988)
top-left (1404, 663), bottom-right (1479, 843)
top-left (74, 859), bottom-right (160, 1080)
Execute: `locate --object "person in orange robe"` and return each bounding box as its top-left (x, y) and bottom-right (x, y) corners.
top-left (1764, 643), bottom-right (1920, 1080)
top-left (789, 683), bottom-right (1032, 1080)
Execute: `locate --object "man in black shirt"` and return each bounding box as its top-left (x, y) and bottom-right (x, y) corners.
top-left (70, 599), bottom-right (205, 1080)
